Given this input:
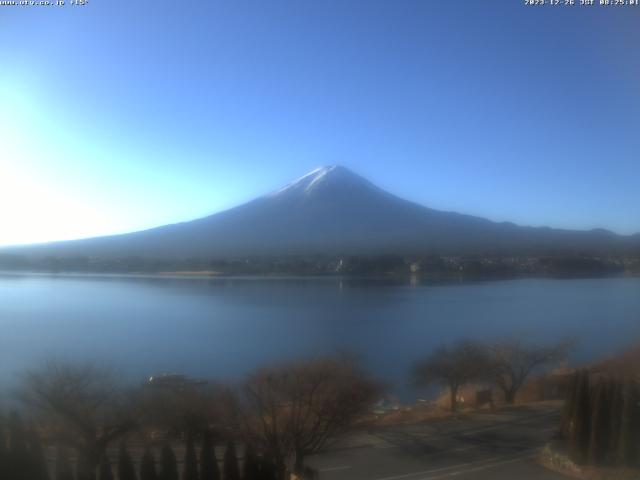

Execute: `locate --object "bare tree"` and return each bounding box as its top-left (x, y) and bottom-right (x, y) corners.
top-left (239, 355), bottom-right (380, 479)
top-left (136, 378), bottom-right (234, 440)
top-left (19, 362), bottom-right (139, 480)
top-left (414, 341), bottom-right (492, 413)
top-left (488, 338), bottom-right (571, 404)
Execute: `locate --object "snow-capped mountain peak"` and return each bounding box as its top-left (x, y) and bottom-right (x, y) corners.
top-left (268, 165), bottom-right (380, 198)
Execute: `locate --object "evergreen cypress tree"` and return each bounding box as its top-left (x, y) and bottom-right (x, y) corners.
top-left (8, 411), bottom-right (31, 480)
top-left (140, 449), bottom-right (157, 480)
top-left (606, 377), bottom-right (624, 464)
top-left (631, 382), bottom-right (640, 469)
top-left (159, 444), bottom-right (179, 480)
top-left (257, 458), bottom-right (277, 480)
top-left (569, 370), bottom-right (591, 464)
top-left (75, 449), bottom-right (96, 480)
top-left (242, 446), bottom-right (260, 480)
top-left (54, 446), bottom-right (74, 480)
top-left (560, 372), bottom-right (578, 437)
top-left (199, 432), bottom-right (219, 480)
top-left (0, 420), bottom-right (8, 480)
top-left (183, 433), bottom-right (198, 480)
top-left (222, 442), bottom-right (239, 480)
top-left (617, 379), bottom-right (639, 467)
top-left (98, 455), bottom-right (114, 480)
top-left (28, 429), bottom-right (51, 480)
top-left (118, 444), bottom-right (137, 480)
top-left (588, 378), bottom-right (612, 465)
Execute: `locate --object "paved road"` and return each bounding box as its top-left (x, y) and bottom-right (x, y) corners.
top-left (307, 402), bottom-right (569, 480)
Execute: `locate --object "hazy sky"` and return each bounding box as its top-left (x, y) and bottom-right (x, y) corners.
top-left (1, 1), bottom-right (639, 246)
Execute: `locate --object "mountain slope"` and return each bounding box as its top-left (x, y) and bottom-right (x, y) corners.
top-left (4, 165), bottom-right (639, 258)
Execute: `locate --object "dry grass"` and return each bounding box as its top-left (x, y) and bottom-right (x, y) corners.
top-left (365, 372), bottom-right (573, 427)
top-left (541, 443), bottom-right (640, 480)
top-left (591, 343), bottom-right (640, 376)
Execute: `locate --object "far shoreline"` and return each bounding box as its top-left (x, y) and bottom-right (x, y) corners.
top-left (1, 269), bottom-right (637, 283)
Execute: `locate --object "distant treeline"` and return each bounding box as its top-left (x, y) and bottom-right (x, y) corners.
top-left (0, 253), bottom-right (639, 277)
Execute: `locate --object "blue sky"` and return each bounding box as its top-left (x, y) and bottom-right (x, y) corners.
top-left (1, 0), bottom-right (639, 246)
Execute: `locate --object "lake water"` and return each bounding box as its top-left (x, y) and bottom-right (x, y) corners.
top-left (1, 274), bottom-right (639, 399)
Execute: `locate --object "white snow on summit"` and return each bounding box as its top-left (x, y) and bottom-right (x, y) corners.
top-left (267, 165), bottom-right (380, 198)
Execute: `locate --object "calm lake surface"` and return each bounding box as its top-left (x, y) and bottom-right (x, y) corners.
top-left (1, 274), bottom-right (639, 399)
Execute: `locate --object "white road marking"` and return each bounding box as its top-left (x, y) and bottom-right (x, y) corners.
top-left (319, 466), bottom-right (352, 472)
top-left (375, 444), bottom-right (479, 456)
top-left (371, 412), bottom-right (557, 447)
top-left (372, 450), bottom-right (538, 480)
top-left (419, 453), bottom-right (537, 479)
top-left (450, 446), bottom-right (478, 454)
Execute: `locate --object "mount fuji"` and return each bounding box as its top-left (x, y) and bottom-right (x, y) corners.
top-left (4, 165), bottom-right (639, 258)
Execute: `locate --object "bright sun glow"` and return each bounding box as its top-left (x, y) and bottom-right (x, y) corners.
top-left (0, 92), bottom-right (120, 247)
top-left (0, 164), bottom-right (114, 247)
